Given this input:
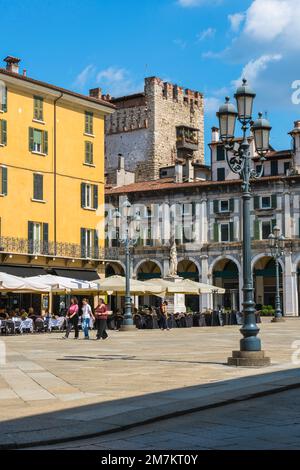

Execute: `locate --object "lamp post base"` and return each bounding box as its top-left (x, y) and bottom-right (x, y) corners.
top-left (227, 350), bottom-right (271, 367)
top-left (271, 317), bottom-right (285, 323)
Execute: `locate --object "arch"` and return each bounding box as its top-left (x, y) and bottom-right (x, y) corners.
top-left (134, 258), bottom-right (163, 279)
top-left (211, 257), bottom-right (241, 311)
top-left (209, 255), bottom-right (241, 279)
top-left (105, 261), bottom-right (125, 277)
top-left (177, 257), bottom-right (201, 280)
top-left (253, 255), bottom-right (283, 311)
top-left (251, 252), bottom-right (284, 272)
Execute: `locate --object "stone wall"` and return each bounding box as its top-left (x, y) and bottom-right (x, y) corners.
top-left (105, 76), bottom-right (204, 182)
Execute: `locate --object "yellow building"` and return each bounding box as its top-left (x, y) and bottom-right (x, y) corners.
top-left (0, 56), bottom-right (115, 309)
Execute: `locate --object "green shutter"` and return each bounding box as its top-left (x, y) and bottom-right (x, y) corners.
top-left (213, 200), bottom-right (219, 213)
top-left (34, 174), bottom-right (43, 200)
top-left (254, 220), bottom-right (260, 240)
top-left (81, 228), bottom-right (86, 257)
top-left (85, 112), bottom-right (93, 134)
top-left (85, 141), bottom-right (93, 164)
top-left (272, 219), bottom-right (277, 231)
top-left (29, 127), bottom-right (34, 151)
top-left (271, 194), bottom-right (277, 209)
top-left (28, 221), bottom-right (34, 253)
top-left (254, 196), bottom-right (260, 210)
top-left (34, 96), bottom-right (43, 121)
top-left (94, 229), bottom-right (99, 258)
top-left (93, 185), bottom-right (98, 209)
top-left (81, 183), bottom-right (86, 208)
top-left (229, 198), bottom-right (234, 212)
top-left (1, 167), bottom-right (7, 195)
top-left (43, 131), bottom-right (48, 154)
top-left (229, 222), bottom-right (234, 241)
top-left (43, 223), bottom-right (49, 254)
top-left (1, 86), bottom-right (7, 112)
top-left (1, 120), bottom-right (7, 145)
top-left (213, 223), bottom-right (219, 242)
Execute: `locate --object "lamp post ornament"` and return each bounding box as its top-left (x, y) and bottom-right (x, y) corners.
top-left (268, 227), bottom-right (285, 323)
top-left (117, 197), bottom-right (140, 330)
top-left (217, 79), bottom-right (271, 367)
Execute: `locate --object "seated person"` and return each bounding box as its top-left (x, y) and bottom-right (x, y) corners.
top-left (20, 309), bottom-right (28, 320)
top-left (0, 308), bottom-right (9, 319)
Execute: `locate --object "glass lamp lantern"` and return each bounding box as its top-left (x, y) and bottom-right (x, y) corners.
top-left (252, 112), bottom-right (272, 155)
top-left (234, 79), bottom-right (256, 122)
top-left (268, 233), bottom-right (275, 248)
top-left (278, 234), bottom-right (285, 250)
top-left (217, 97), bottom-right (238, 142)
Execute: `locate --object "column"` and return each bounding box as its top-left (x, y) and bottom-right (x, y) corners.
top-left (200, 255), bottom-right (210, 310)
top-left (284, 193), bottom-right (291, 238)
top-left (284, 254), bottom-right (298, 316)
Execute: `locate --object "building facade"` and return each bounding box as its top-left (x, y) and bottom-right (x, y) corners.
top-left (105, 123), bottom-right (300, 317)
top-left (105, 76), bottom-right (204, 182)
top-left (0, 56), bottom-right (114, 303)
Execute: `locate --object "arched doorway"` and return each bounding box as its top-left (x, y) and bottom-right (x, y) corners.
top-left (253, 257), bottom-right (283, 311)
top-left (177, 259), bottom-right (200, 312)
top-left (105, 262), bottom-right (124, 277)
top-left (136, 260), bottom-right (162, 281)
top-left (136, 260), bottom-right (162, 308)
top-left (212, 259), bottom-right (239, 310)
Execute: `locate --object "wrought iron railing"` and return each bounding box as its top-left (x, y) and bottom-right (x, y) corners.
top-left (0, 237), bottom-right (105, 260)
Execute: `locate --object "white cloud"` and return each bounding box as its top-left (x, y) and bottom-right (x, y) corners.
top-left (205, 96), bottom-right (222, 114)
top-left (244, 0), bottom-right (292, 42)
top-left (73, 64), bottom-right (96, 89)
top-left (233, 54), bottom-right (282, 88)
top-left (96, 67), bottom-right (142, 97)
top-left (228, 12), bottom-right (245, 32)
top-left (197, 28), bottom-right (216, 41)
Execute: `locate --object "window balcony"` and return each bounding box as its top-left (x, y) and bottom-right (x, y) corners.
top-left (176, 126), bottom-right (199, 151)
top-left (0, 237), bottom-right (104, 261)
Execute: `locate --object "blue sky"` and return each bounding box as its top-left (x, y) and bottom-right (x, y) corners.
top-left (1, 0), bottom-right (300, 163)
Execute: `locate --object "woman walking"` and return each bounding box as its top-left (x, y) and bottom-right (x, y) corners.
top-left (63, 297), bottom-right (79, 339)
top-left (95, 299), bottom-right (108, 340)
top-left (81, 298), bottom-right (95, 340)
top-left (160, 301), bottom-right (170, 331)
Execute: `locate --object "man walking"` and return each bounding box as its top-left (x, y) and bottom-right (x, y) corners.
top-left (95, 299), bottom-right (109, 340)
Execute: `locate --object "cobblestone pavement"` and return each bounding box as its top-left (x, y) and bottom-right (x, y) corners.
top-left (37, 388), bottom-right (300, 450)
top-left (0, 318), bottom-right (300, 447)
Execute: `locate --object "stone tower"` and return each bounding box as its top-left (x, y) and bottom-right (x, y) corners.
top-left (105, 77), bottom-right (204, 182)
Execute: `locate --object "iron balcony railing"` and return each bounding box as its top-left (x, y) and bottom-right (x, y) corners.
top-left (0, 237), bottom-right (105, 261)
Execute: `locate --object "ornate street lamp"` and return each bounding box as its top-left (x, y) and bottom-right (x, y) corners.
top-left (217, 79), bottom-right (271, 367)
top-left (115, 197), bottom-right (140, 330)
top-left (268, 226), bottom-right (285, 323)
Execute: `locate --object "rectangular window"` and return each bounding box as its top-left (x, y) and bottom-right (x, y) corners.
top-left (220, 200), bottom-right (229, 212)
top-left (216, 145), bottom-right (225, 161)
top-left (81, 228), bottom-right (98, 258)
top-left (0, 166), bottom-right (7, 195)
top-left (0, 84), bottom-right (7, 112)
top-left (271, 160), bottom-right (278, 176)
top-left (28, 221), bottom-right (48, 254)
top-left (81, 183), bottom-right (98, 209)
top-left (217, 168), bottom-right (225, 181)
top-left (284, 162), bottom-right (290, 175)
top-left (261, 196), bottom-right (271, 209)
top-left (29, 128), bottom-right (48, 154)
top-left (0, 119), bottom-right (7, 146)
top-left (261, 221), bottom-right (272, 239)
top-left (33, 174), bottom-right (43, 201)
top-left (33, 96), bottom-right (44, 121)
top-left (256, 164), bottom-right (264, 176)
top-left (220, 223), bottom-right (229, 242)
top-left (85, 112), bottom-right (93, 135)
top-left (85, 141), bottom-right (93, 164)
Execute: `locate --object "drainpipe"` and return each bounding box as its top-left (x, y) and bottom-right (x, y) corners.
top-left (53, 93), bottom-right (63, 255)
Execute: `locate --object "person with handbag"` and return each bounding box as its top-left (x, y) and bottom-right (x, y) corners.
top-left (95, 298), bottom-right (109, 340)
top-left (63, 297), bottom-right (79, 339)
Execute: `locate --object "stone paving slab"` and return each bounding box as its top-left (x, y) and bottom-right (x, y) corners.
top-left (0, 318), bottom-right (299, 448)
